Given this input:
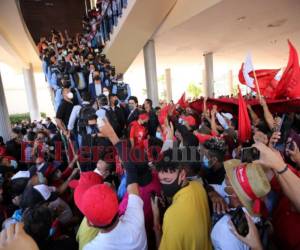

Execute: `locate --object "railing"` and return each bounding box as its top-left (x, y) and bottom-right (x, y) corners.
top-left (84, 0), bottom-right (128, 49)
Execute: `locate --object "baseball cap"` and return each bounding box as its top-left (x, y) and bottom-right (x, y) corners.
top-left (20, 184), bottom-right (57, 209)
top-left (69, 171), bottom-right (118, 227)
top-left (221, 112), bottom-right (233, 120)
top-left (181, 115), bottom-right (196, 127)
top-left (11, 169), bottom-right (37, 195)
top-left (12, 169), bottom-right (36, 181)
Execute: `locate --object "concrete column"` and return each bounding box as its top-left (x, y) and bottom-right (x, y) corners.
top-left (0, 71), bottom-right (12, 142)
top-left (228, 69), bottom-right (233, 95)
top-left (165, 68), bottom-right (172, 101)
top-left (203, 52), bottom-right (214, 97)
top-left (23, 64), bottom-right (40, 121)
top-left (143, 40), bottom-right (159, 106)
top-left (202, 69), bottom-right (208, 97)
top-left (90, 0), bottom-right (96, 9)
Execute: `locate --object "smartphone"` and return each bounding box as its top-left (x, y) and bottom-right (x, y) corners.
top-left (240, 147), bottom-right (260, 163)
top-left (231, 206), bottom-right (249, 237)
top-left (274, 114), bottom-right (286, 148)
top-left (289, 141), bottom-right (295, 151)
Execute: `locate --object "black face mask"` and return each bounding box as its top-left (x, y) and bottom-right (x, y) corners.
top-left (94, 76), bottom-right (100, 81)
top-left (161, 171), bottom-right (183, 197)
top-left (113, 100), bottom-right (118, 106)
top-left (90, 124), bottom-right (99, 134)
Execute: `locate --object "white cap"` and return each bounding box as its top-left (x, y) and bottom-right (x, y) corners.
top-left (216, 113), bottom-right (229, 130)
top-left (11, 171), bottom-right (30, 180)
top-left (33, 184), bottom-right (56, 201)
top-left (221, 112), bottom-right (233, 120)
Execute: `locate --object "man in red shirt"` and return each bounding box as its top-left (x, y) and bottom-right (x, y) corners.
top-left (129, 111), bottom-right (149, 149)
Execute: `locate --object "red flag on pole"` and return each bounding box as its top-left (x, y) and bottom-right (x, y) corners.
top-left (238, 86), bottom-right (252, 143)
top-left (158, 104), bottom-right (171, 126)
top-left (176, 92), bottom-right (188, 108)
top-left (274, 40), bottom-right (300, 99)
top-left (239, 64), bottom-right (280, 98)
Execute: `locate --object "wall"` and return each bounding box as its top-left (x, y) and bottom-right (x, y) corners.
top-left (19, 0), bottom-right (87, 43)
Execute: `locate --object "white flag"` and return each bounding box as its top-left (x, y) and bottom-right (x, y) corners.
top-left (242, 53), bottom-right (255, 88)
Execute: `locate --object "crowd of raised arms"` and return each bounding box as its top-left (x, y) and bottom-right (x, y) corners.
top-left (1, 2), bottom-right (300, 250)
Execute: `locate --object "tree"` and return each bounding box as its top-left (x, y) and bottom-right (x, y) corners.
top-left (187, 81), bottom-right (202, 98)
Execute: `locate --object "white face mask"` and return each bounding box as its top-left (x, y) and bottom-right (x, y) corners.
top-left (103, 91), bottom-right (109, 97)
top-left (67, 92), bottom-right (74, 99)
top-left (156, 131), bottom-right (162, 140)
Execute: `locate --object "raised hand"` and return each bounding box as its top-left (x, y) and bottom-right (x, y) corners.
top-left (286, 141), bottom-right (300, 165)
top-left (229, 213), bottom-right (263, 250)
top-left (0, 223), bottom-right (39, 250)
top-left (253, 142), bottom-right (285, 171)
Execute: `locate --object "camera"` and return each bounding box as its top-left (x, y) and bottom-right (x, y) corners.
top-left (240, 147), bottom-right (260, 163)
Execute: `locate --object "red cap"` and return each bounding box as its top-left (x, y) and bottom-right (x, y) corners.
top-left (195, 133), bottom-right (213, 144)
top-left (182, 115), bottom-right (196, 126)
top-left (81, 184), bottom-right (119, 227)
top-left (139, 113), bottom-right (149, 121)
top-left (70, 172), bottom-right (118, 227)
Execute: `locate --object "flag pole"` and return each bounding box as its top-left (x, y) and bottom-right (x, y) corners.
top-left (252, 66), bottom-right (262, 100)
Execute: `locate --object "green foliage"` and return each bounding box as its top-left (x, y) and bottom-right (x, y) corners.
top-left (9, 112), bottom-right (46, 124)
top-left (187, 81), bottom-right (202, 98)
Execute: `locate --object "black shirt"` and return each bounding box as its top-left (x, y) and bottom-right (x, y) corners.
top-left (56, 100), bottom-right (74, 128)
top-left (203, 165), bottom-right (226, 185)
top-left (147, 110), bottom-right (159, 137)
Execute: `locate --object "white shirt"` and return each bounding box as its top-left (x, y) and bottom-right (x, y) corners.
top-left (67, 102), bottom-right (90, 130)
top-left (95, 83), bottom-right (102, 96)
top-left (83, 194), bottom-right (147, 250)
top-left (96, 105), bottom-right (109, 120)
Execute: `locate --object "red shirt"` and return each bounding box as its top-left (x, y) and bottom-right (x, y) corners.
top-left (129, 121), bottom-right (147, 148)
top-left (271, 166), bottom-right (300, 250)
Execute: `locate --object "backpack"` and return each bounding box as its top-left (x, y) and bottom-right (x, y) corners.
top-left (117, 83), bottom-right (128, 101)
top-left (77, 105), bottom-right (96, 134)
top-left (101, 107), bottom-right (121, 136)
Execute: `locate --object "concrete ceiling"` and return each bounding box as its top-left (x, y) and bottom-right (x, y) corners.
top-left (139, 0), bottom-right (300, 72)
top-left (0, 0), bottom-right (41, 71)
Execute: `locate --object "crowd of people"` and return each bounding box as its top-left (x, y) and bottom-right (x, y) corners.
top-left (1, 2), bottom-right (300, 250)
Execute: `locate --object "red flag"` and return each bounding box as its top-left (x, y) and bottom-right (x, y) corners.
top-left (274, 40), bottom-right (300, 99)
top-left (158, 104), bottom-right (171, 126)
top-left (176, 92), bottom-right (188, 108)
top-left (238, 87), bottom-right (252, 143)
top-left (239, 63), bottom-right (280, 98)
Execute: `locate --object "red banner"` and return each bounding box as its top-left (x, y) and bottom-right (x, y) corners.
top-left (189, 98), bottom-right (300, 117)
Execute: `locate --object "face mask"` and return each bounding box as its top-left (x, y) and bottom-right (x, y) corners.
top-left (103, 91), bottom-right (109, 97)
top-left (156, 131), bottom-right (162, 140)
top-left (67, 92), bottom-right (74, 99)
top-left (94, 76), bottom-right (100, 81)
top-left (178, 118), bottom-right (183, 124)
top-left (202, 155), bottom-right (210, 169)
top-left (161, 171), bottom-right (183, 197)
top-left (128, 104), bottom-right (135, 111)
top-left (113, 100), bottom-right (119, 106)
top-left (90, 124), bottom-right (99, 134)
top-left (10, 160), bottom-right (18, 169)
